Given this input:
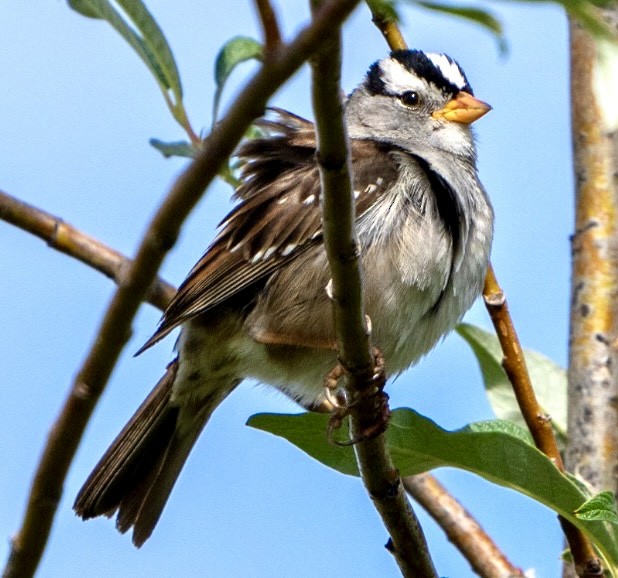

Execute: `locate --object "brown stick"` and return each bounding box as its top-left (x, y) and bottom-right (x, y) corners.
top-left (0, 190), bottom-right (176, 310)
top-left (309, 3), bottom-right (437, 575)
top-left (2, 3), bottom-right (362, 577)
top-left (483, 266), bottom-right (564, 464)
top-left (367, 0), bottom-right (408, 51)
top-left (484, 266), bottom-right (602, 576)
top-left (254, 0), bottom-right (282, 54)
top-left (403, 474), bottom-right (525, 578)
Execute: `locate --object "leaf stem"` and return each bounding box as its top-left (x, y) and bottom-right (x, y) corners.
top-left (484, 266), bottom-right (601, 575)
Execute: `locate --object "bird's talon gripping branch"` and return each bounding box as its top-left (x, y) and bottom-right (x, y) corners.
top-left (323, 362), bottom-right (345, 409)
top-left (326, 347), bottom-right (390, 446)
top-left (371, 346), bottom-right (386, 388)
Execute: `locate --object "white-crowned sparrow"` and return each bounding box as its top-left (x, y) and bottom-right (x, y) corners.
top-left (74, 49), bottom-right (494, 546)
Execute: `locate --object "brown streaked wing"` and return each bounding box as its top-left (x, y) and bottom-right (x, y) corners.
top-left (137, 110), bottom-right (400, 354)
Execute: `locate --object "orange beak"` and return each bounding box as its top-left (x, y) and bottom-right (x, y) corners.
top-left (432, 91), bottom-right (492, 125)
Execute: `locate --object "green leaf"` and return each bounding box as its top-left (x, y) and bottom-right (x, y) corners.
top-left (576, 491), bottom-right (618, 524)
top-left (67, 0), bottom-right (100, 18)
top-left (149, 139), bottom-right (197, 159)
top-left (115, 0), bottom-right (183, 100)
top-left (68, 0), bottom-right (170, 91)
top-left (248, 409), bottom-right (618, 570)
top-left (66, 0), bottom-right (192, 127)
top-left (457, 323), bottom-right (568, 443)
top-left (215, 36), bottom-right (263, 87)
top-left (248, 412), bottom-right (358, 476)
top-left (213, 36), bottom-right (263, 121)
top-left (412, 1), bottom-right (507, 53)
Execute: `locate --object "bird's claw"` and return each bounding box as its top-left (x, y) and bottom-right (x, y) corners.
top-left (325, 347), bottom-right (390, 446)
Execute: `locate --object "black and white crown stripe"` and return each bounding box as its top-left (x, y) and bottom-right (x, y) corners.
top-left (366, 50), bottom-right (473, 98)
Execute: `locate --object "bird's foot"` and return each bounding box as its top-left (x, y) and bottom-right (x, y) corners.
top-left (325, 347), bottom-right (390, 446)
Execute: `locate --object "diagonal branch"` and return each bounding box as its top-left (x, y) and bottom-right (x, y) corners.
top-left (2, 3), bottom-right (362, 577)
top-left (254, 0), bottom-right (282, 55)
top-left (0, 190), bottom-right (175, 310)
top-left (483, 266), bottom-right (601, 577)
top-left (310, 2), bottom-right (437, 576)
top-left (403, 474), bottom-right (525, 578)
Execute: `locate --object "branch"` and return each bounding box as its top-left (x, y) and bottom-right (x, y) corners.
top-left (563, 11), bottom-right (618, 578)
top-left (483, 266), bottom-right (562, 462)
top-left (366, 0), bottom-right (408, 51)
top-left (310, 2), bottom-right (437, 576)
top-left (483, 266), bottom-right (601, 576)
top-left (403, 474), bottom-right (525, 578)
top-left (254, 0), bottom-right (282, 55)
top-left (2, 3), bottom-right (362, 577)
top-left (0, 190), bottom-right (176, 310)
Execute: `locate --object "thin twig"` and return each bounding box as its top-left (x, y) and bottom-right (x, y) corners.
top-left (2, 3), bottom-right (362, 577)
top-left (310, 2), bottom-right (437, 576)
top-left (403, 474), bottom-right (525, 578)
top-left (0, 190), bottom-right (176, 310)
top-left (254, 0), bottom-right (282, 55)
top-left (483, 265), bottom-right (601, 577)
top-left (483, 266), bottom-right (563, 463)
top-left (366, 0), bottom-right (408, 51)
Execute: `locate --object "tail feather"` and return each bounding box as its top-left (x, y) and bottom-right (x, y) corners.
top-left (74, 361), bottom-right (179, 520)
top-left (74, 359), bottom-right (237, 547)
top-left (125, 423), bottom-right (204, 546)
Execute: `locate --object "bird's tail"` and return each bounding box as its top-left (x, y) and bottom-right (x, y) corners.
top-left (74, 359), bottom-right (237, 547)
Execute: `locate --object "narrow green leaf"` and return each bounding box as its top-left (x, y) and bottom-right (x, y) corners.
top-left (149, 139), bottom-right (197, 159)
top-left (67, 0), bottom-right (101, 18)
top-left (412, 1), bottom-right (507, 53)
top-left (115, 0), bottom-right (183, 100)
top-left (576, 491), bottom-right (618, 524)
top-left (248, 409), bottom-right (618, 569)
top-left (218, 163), bottom-right (241, 189)
top-left (457, 323), bottom-right (568, 443)
top-left (67, 0), bottom-right (171, 91)
top-left (215, 36), bottom-right (263, 87)
top-left (213, 36), bottom-right (263, 121)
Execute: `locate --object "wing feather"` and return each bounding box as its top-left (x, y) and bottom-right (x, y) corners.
top-left (138, 110), bottom-right (400, 354)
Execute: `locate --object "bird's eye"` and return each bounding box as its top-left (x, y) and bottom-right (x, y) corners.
top-left (400, 91), bottom-right (420, 107)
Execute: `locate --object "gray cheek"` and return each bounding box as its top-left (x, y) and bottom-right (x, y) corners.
top-left (358, 105), bottom-right (401, 131)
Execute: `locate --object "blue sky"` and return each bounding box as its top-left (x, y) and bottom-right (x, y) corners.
top-left (1, 2), bottom-right (573, 576)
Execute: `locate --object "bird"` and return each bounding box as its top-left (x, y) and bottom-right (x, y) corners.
top-left (74, 49), bottom-right (494, 547)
